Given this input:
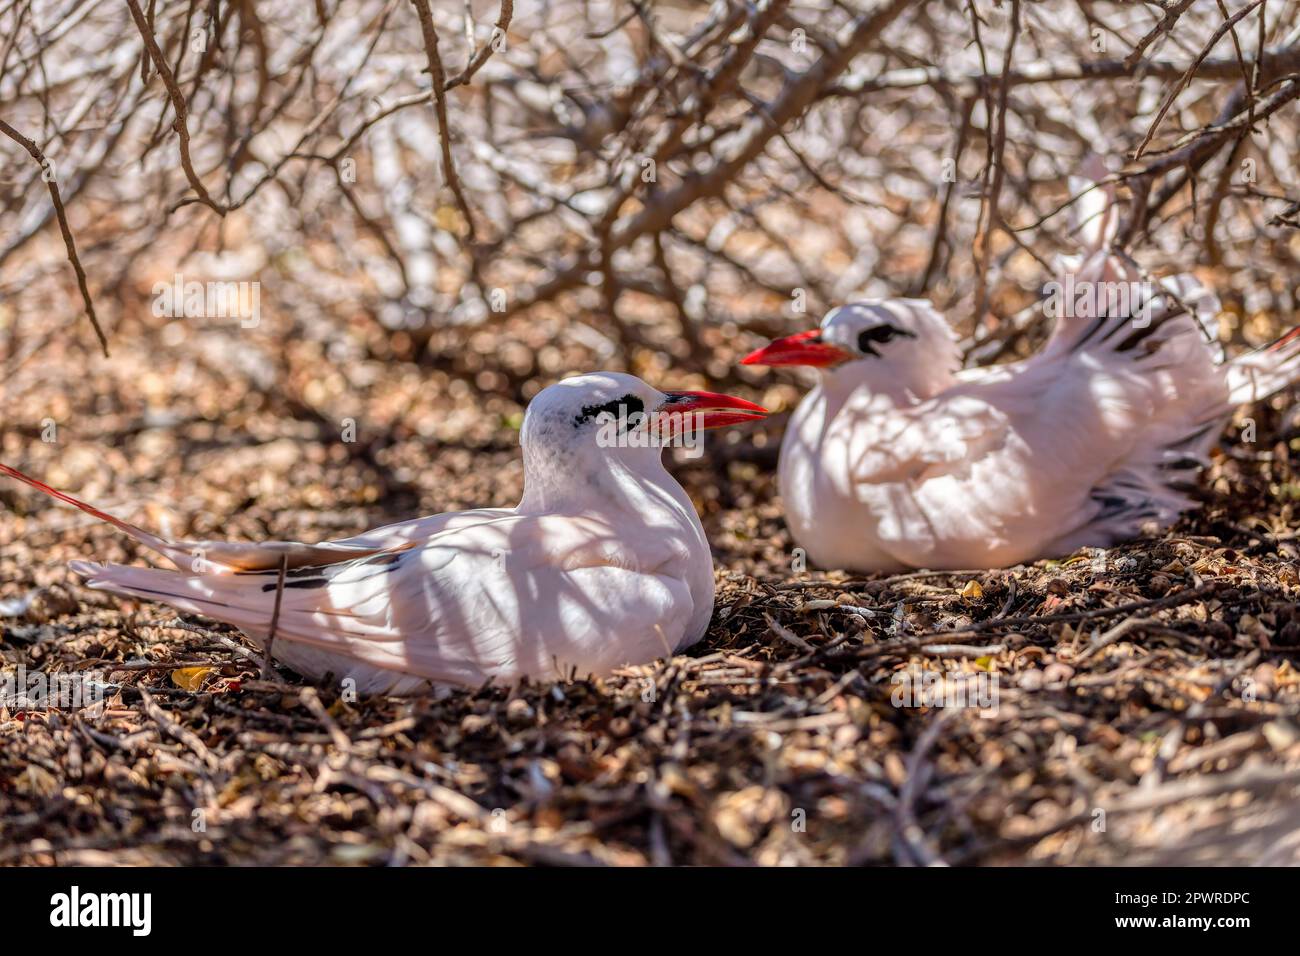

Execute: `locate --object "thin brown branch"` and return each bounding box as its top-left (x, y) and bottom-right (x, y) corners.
top-left (1125, 0), bottom-right (1198, 68)
top-left (408, 0), bottom-right (478, 242)
top-left (0, 117), bottom-right (110, 357)
top-left (124, 0), bottom-right (227, 216)
top-left (445, 0), bottom-right (513, 90)
top-left (1133, 0), bottom-right (1266, 160)
top-left (263, 554), bottom-right (289, 682)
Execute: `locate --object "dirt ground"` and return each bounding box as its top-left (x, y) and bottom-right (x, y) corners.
top-left (2, 321), bottom-right (1299, 867)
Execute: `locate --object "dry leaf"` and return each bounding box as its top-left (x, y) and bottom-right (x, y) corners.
top-left (171, 666), bottom-right (216, 691)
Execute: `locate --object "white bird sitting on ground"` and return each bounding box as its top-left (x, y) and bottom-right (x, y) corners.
top-left (741, 187), bottom-right (1300, 573)
top-left (0, 373), bottom-right (766, 694)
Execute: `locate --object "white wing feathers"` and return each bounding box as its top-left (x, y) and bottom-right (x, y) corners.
top-left (845, 393), bottom-right (1010, 486)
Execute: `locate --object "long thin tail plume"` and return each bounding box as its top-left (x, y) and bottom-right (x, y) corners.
top-left (0, 462), bottom-right (188, 567)
top-left (0, 461), bottom-right (384, 573)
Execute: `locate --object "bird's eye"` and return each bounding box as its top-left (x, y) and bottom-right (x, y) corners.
top-left (857, 324), bottom-right (914, 355)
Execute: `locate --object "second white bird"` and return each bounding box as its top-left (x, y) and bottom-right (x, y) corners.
top-left (742, 191), bottom-right (1300, 572)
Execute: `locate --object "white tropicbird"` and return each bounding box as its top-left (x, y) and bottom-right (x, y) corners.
top-left (742, 190), bottom-right (1300, 573)
top-left (0, 373), bottom-right (766, 694)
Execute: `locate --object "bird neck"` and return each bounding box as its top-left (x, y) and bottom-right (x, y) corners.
top-left (517, 444), bottom-right (691, 525)
top-left (820, 354), bottom-right (957, 410)
top-left (817, 375), bottom-right (909, 418)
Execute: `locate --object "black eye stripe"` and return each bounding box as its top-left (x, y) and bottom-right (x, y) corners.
top-left (857, 324), bottom-right (914, 353)
top-left (573, 394), bottom-right (644, 428)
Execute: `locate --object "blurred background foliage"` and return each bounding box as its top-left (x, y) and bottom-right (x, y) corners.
top-left (1, 0), bottom-right (1298, 504)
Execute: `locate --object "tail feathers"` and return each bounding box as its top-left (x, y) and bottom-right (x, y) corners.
top-left (1226, 325), bottom-right (1300, 405)
top-left (72, 559), bottom-right (385, 647)
top-left (72, 561), bottom-right (241, 618)
top-left (70, 561), bottom-right (431, 695)
top-left (1, 463), bottom-right (190, 569)
top-left (72, 560), bottom-right (300, 647)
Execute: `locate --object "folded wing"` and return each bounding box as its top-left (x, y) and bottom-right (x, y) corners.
top-left (73, 513), bottom-right (695, 689)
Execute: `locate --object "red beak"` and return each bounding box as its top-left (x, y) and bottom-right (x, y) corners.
top-left (657, 390), bottom-right (767, 432)
top-left (740, 329), bottom-right (851, 367)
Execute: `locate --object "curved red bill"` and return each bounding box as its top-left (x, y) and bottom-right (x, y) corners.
top-left (658, 390), bottom-right (768, 431)
top-left (740, 329), bottom-right (851, 367)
